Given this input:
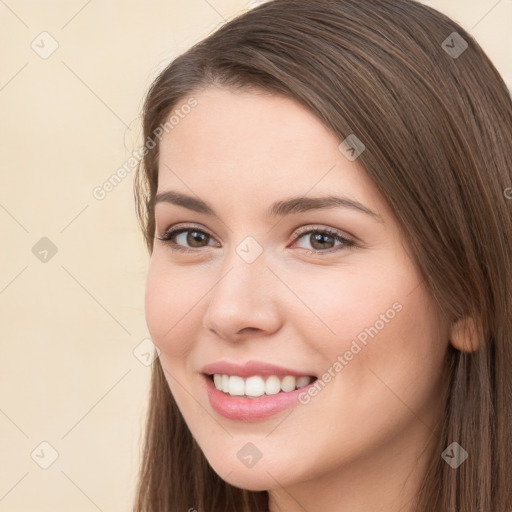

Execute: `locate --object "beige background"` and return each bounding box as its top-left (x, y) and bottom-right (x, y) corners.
top-left (0, 1), bottom-right (510, 510)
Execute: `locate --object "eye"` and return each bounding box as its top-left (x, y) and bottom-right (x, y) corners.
top-left (155, 223), bottom-right (355, 256)
top-left (155, 225), bottom-right (219, 253)
top-left (290, 226), bottom-right (355, 255)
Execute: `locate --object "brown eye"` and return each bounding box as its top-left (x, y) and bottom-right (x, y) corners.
top-left (185, 230), bottom-right (210, 247)
top-left (292, 226), bottom-right (355, 255)
top-left (156, 227), bottom-right (218, 253)
top-left (308, 232), bottom-right (336, 250)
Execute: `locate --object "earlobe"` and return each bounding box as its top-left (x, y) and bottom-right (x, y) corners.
top-left (449, 315), bottom-right (481, 353)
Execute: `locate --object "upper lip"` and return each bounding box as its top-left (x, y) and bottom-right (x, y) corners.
top-left (201, 360), bottom-right (317, 378)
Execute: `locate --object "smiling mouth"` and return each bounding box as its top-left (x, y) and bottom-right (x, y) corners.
top-left (206, 373), bottom-right (318, 398)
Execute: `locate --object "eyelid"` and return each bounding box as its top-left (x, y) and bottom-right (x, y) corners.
top-left (292, 224), bottom-right (353, 242)
top-left (288, 225), bottom-right (355, 254)
top-left (155, 223), bottom-right (220, 252)
top-left (156, 222), bottom-right (219, 243)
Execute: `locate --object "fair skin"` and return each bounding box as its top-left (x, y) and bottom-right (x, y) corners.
top-left (145, 86), bottom-right (476, 512)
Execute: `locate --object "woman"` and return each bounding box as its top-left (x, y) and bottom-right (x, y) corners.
top-left (132, 0), bottom-right (512, 510)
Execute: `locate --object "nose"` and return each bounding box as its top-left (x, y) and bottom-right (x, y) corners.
top-left (202, 249), bottom-right (282, 342)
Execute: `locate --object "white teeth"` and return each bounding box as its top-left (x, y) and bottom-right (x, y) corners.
top-left (264, 375), bottom-right (281, 395)
top-left (245, 376), bottom-right (265, 396)
top-left (221, 374), bottom-right (229, 393)
top-left (280, 375), bottom-right (296, 392)
top-left (212, 374), bottom-right (314, 397)
top-left (228, 376), bottom-right (245, 396)
top-left (296, 376), bottom-right (311, 388)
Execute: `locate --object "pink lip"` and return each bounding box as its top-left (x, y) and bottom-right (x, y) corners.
top-left (200, 360), bottom-right (316, 379)
top-left (202, 374), bottom-right (318, 421)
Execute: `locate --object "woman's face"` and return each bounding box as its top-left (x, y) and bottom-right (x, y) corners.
top-left (145, 86), bottom-right (451, 498)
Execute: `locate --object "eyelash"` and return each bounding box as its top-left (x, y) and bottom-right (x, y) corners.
top-left (155, 224), bottom-right (355, 256)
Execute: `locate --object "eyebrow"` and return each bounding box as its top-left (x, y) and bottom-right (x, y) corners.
top-left (154, 190), bottom-right (384, 223)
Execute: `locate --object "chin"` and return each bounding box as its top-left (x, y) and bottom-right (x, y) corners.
top-left (219, 470), bottom-right (275, 492)
top-left (205, 452), bottom-right (300, 492)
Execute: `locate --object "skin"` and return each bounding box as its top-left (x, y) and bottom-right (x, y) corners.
top-left (144, 86), bottom-right (474, 512)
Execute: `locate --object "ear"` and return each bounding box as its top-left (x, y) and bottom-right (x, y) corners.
top-left (449, 315), bottom-right (481, 353)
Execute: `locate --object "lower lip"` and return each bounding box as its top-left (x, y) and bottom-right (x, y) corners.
top-left (202, 374), bottom-right (317, 422)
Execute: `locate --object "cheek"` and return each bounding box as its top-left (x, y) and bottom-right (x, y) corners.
top-left (332, 274), bottom-right (446, 411)
top-left (144, 257), bottom-right (203, 358)
top-left (292, 252), bottom-right (444, 382)
top-left (293, 264), bottom-right (447, 448)
top-left (287, 257), bottom-right (407, 348)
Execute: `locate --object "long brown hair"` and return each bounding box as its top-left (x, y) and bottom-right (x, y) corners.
top-left (132, 1), bottom-right (512, 510)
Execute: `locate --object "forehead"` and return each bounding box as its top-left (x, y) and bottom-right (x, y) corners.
top-left (156, 86), bottom-right (390, 221)
top-left (159, 86), bottom-right (336, 170)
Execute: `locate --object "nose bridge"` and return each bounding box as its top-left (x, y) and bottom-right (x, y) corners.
top-left (211, 237), bottom-right (269, 309)
top-left (203, 236), bottom-right (281, 338)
